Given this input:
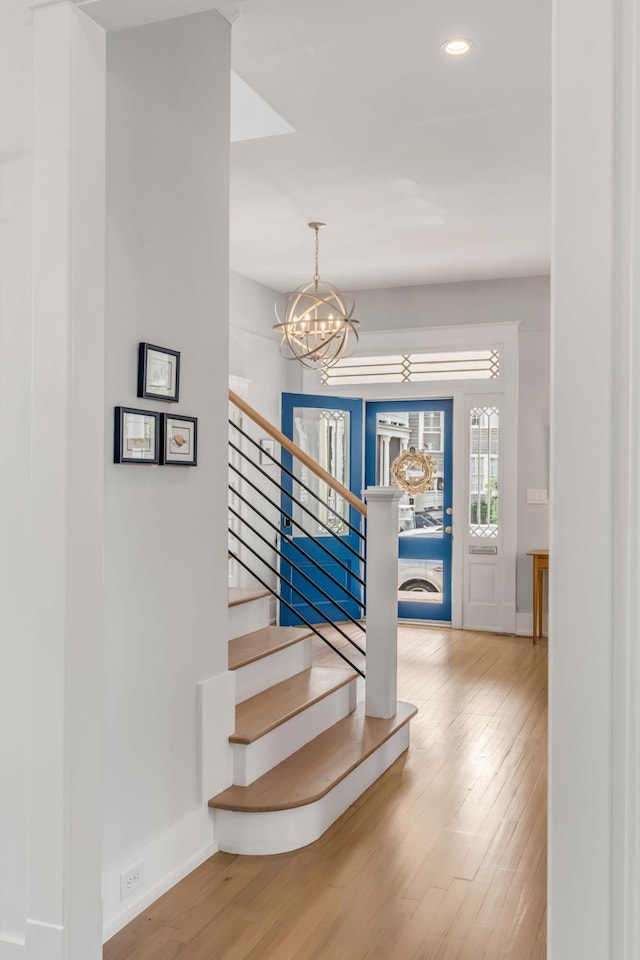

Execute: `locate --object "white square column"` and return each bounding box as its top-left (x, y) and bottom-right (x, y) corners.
top-left (552, 0), bottom-right (640, 957)
top-left (362, 486), bottom-right (402, 719)
top-left (27, 3), bottom-right (106, 958)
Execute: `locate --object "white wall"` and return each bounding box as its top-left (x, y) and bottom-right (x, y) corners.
top-left (102, 11), bottom-right (232, 935)
top-left (346, 275), bottom-right (550, 622)
top-left (349, 274), bottom-right (550, 332)
top-left (229, 270), bottom-right (302, 423)
top-left (0, 0), bottom-right (32, 946)
top-left (229, 272), bottom-right (301, 605)
top-left (517, 329), bottom-right (550, 623)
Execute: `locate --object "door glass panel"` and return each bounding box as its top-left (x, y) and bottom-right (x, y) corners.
top-left (398, 558), bottom-right (444, 605)
top-left (292, 407), bottom-right (350, 537)
top-left (375, 410), bottom-right (445, 540)
top-left (469, 406), bottom-right (499, 537)
top-left (374, 408), bottom-right (447, 609)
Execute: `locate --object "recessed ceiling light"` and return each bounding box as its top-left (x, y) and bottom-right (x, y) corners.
top-left (441, 38), bottom-right (473, 56)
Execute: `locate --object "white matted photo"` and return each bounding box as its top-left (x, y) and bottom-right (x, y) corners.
top-left (162, 413), bottom-right (197, 466)
top-left (138, 342), bottom-right (180, 401)
top-left (114, 407), bottom-right (160, 464)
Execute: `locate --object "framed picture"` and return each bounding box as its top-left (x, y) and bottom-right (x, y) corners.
top-left (162, 414), bottom-right (198, 466)
top-left (114, 407), bottom-right (160, 464)
top-left (259, 438), bottom-right (277, 465)
top-left (138, 342), bottom-right (180, 402)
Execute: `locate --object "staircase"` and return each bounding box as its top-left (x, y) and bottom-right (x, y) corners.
top-left (209, 588), bottom-right (416, 855)
top-left (217, 390), bottom-right (417, 855)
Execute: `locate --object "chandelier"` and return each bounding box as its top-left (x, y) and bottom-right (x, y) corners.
top-left (273, 222), bottom-right (359, 369)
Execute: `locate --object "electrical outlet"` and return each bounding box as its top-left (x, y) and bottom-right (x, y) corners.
top-left (120, 861), bottom-right (145, 901)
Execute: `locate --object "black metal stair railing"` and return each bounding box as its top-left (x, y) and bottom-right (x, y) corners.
top-left (228, 504), bottom-right (365, 635)
top-left (228, 412), bottom-right (367, 677)
top-left (228, 459), bottom-right (366, 593)
top-left (231, 422), bottom-right (366, 542)
top-left (229, 488), bottom-right (365, 607)
top-left (229, 438), bottom-right (365, 568)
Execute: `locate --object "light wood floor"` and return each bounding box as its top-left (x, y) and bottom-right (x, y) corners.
top-left (104, 625), bottom-right (547, 960)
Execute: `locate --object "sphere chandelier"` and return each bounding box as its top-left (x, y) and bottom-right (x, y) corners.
top-left (273, 222), bottom-right (359, 370)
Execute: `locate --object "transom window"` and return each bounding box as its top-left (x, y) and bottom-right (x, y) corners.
top-left (322, 349), bottom-right (500, 386)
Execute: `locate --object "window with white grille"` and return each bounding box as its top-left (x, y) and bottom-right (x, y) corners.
top-left (322, 349), bottom-right (500, 386)
top-left (469, 406), bottom-right (499, 537)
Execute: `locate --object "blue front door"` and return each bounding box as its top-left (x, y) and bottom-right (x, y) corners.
top-left (365, 399), bottom-right (453, 622)
top-left (280, 393), bottom-right (365, 626)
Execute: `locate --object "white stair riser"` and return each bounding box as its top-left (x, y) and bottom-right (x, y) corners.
top-left (232, 680), bottom-right (357, 786)
top-left (216, 723), bottom-right (411, 855)
top-left (228, 597), bottom-right (270, 639)
top-left (234, 638), bottom-right (312, 704)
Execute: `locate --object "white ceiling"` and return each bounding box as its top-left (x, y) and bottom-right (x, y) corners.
top-left (229, 0), bottom-right (551, 293)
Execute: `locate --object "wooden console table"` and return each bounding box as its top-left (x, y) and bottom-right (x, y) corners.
top-left (527, 550), bottom-right (549, 643)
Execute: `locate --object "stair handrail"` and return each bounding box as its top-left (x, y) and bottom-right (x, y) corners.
top-left (229, 388), bottom-right (367, 518)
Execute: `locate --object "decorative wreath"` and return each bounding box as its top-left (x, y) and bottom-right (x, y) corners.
top-left (390, 447), bottom-right (437, 494)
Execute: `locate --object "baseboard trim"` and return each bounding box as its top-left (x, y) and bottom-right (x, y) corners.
top-left (24, 919), bottom-right (64, 960)
top-left (515, 612), bottom-right (548, 638)
top-left (1, 921), bottom-right (67, 959)
top-left (102, 808), bottom-right (216, 943)
top-left (516, 612), bottom-right (541, 637)
top-left (516, 612), bottom-right (533, 636)
top-left (0, 935), bottom-right (27, 958)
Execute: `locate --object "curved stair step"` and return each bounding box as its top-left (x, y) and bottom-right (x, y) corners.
top-left (210, 702), bottom-right (417, 855)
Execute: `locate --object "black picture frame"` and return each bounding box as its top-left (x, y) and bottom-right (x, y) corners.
top-left (137, 342), bottom-right (180, 402)
top-left (161, 413), bottom-right (198, 466)
top-left (114, 407), bottom-right (160, 464)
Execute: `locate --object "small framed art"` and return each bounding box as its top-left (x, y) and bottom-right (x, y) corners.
top-left (138, 342), bottom-right (180, 402)
top-left (114, 407), bottom-right (160, 464)
top-left (162, 414), bottom-right (198, 466)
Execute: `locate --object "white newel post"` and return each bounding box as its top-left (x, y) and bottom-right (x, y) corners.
top-left (363, 486), bottom-right (403, 719)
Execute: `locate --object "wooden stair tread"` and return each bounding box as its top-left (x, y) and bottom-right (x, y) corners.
top-left (228, 587), bottom-right (270, 608)
top-left (229, 626), bottom-right (313, 671)
top-left (230, 666), bottom-right (357, 744)
top-left (210, 701), bottom-right (417, 812)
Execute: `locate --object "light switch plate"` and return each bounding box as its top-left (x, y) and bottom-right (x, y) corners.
top-left (527, 488), bottom-right (548, 504)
